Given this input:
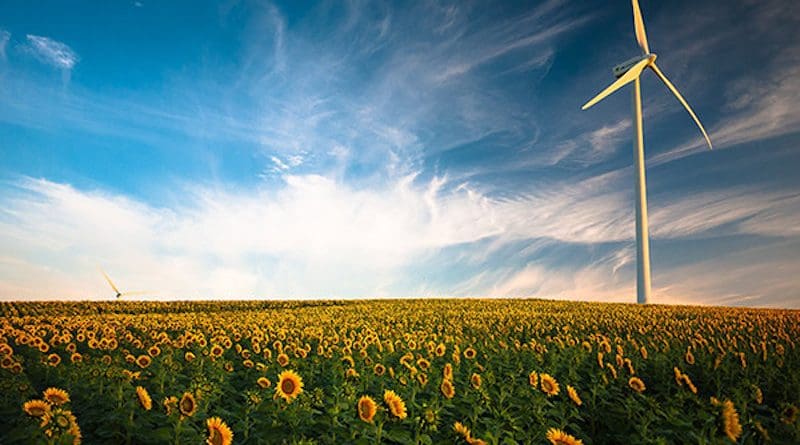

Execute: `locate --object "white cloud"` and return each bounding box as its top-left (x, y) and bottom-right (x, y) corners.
top-left (0, 30), bottom-right (10, 60)
top-left (24, 35), bottom-right (79, 70)
top-left (2, 171), bottom-right (799, 305)
top-left (0, 175), bottom-right (502, 299)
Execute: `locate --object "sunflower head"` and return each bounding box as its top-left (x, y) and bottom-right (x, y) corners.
top-left (782, 405), bottom-right (799, 424)
top-left (277, 353), bottom-right (290, 367)
top-left (47, 353), bottom-right (61, 366)
top-left (357, 395), bottom-right (377, 423)
top-left (23, 399), bottom-right (51, 417)
top-left (454, 421), bottom-right (471, 440)
top-left (628, 377), bottom-right (646, 393)
top-left (179, 392), bottom-right (197, 417)
top-left (463, 347), bottom-right (476, 360)
top-left (470, 373), bottom-right (481, 389)
top-left (275, 370), bottom-right (304, 403)
top-left (163, 396), bottom-right (178, 415)
top-left (567, 385), bottom-right (582, 406)
top-left (546, 428), bottom-right (584, 445)
top-left (43, 388), bottom-right (70, 406)
top-left (136, 386), bottom-right (152, 410)
top-left (441, 379), bottom-right (455, 399)
top-left (540, 374), bottom-right (560, 397)
top-left (136, 355), bottom-right (152, 369)
top-left (206, 417), bottom-right (233, 445)
top-left (529, 371), bottom-right (539, 387)
top-left (715, 399), bottom-right (742, 441)
top-left (443, 363), bottom-right (453, 381)
top-left (383, 390), bottom-right (407, 419)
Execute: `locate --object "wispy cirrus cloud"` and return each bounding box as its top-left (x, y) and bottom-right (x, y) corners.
top-left (0, 29), bottom-right (10, 60)
top-left (23, 35), bottom-right (79, 70)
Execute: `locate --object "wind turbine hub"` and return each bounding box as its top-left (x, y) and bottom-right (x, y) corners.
top-left (613, 53), bottom-right (656, 78)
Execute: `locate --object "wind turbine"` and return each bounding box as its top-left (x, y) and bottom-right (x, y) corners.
top-left (100, 268), bottom-right (150, 299)
top-left (581, 0), bottom-right (712, 304)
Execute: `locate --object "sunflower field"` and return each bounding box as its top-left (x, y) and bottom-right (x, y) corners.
top-left (1, 299), bottom-right (798, 444)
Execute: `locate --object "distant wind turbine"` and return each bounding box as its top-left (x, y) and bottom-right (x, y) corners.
top-left (581, 0), bottom-right (712, 304)
top-left (100, 268), bottom-right (150, 299)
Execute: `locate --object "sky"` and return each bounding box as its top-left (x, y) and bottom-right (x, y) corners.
top-left (1, 0), bottom-right (799, 307)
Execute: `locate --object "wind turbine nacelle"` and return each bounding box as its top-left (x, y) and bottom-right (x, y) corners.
top-left (613, 54), bottom-right (656, 78)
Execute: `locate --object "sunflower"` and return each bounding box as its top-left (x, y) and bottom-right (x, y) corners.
top-left (23, 399), bottom-right (51, 417)
top-left (257, 377), bottom-right (271, 389)
top-left (179, 392), bottom-right (197, 417)
top-left (277, 353), bottom-right (290, 367)
top-left (470, 373), bottom-right (482, 389)
top-left (463, 347), bottom-right (476, 360)
top-left (673, 367), bottom-right (683, 386)
top-left (275, 370), bottom-right (304, 403)
top-left (781, 405), bottom-right (798, 425)
top-left (383, 390), bottom-right (407, 419)
top-left (47, 353), bottom-right (61, 366)
top-left (441, 379), bottom-right (455, 399)
top-left (751, 385), bottom-right (763, 404)
top-left (43, 388), bottom-right (70, 406)
top-left (357, 395), bottom-right (377, 423)
top-left (206, 417), bottom-right (233, 445)
top-left (136, 386), bottom-right (152, 410)
top-left (136, 354), bottom-right (152, 369)
top-left (546, 428), bottom-right (584, 445)
top-left (540, 374), bottom-right (560, 396)
top-left (567, 385), bottom-right (582, 406)
top-left (605, 363), bottom-right (618, 379)
top-left (529, 371), bottom-right (539, 387)
top-left (443, 363), bottom-right (453, 381)
top-left (453, 421), bottom-right (471, 440)
top-left (716, 399), bottom-right (742, 441)
top-left (163, 396), bottom-right (178, 415)
top-left (416, 358), bottom-right (430, 371)
top-left (628, 377), bottom-right (646, 393)
top-left (680, 374), bottom-right (697, 394)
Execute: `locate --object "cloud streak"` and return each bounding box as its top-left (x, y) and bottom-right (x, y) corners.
top-left (23, 35), bottom-right (79, 70)
top-left (0, 29), bottom-right (9, 60)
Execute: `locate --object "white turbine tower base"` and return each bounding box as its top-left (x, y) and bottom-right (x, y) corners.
top-left (582, 0), bottom-right (712, 304)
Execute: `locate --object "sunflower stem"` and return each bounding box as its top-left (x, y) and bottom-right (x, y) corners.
top-left (375, 420), bottom-right (383, 445)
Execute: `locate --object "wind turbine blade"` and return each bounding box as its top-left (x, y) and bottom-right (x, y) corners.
top-left (100, 268), bottom-right (121, 294)
top-left (582, 58), bottom-right (650, 110)
top-left (632, 0), bottom-right (650, 54)
top-left (649, 63), bottom-right (713, 149)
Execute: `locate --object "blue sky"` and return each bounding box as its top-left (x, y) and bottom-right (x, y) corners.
top-left (1, 0), bottom-right (799, 307)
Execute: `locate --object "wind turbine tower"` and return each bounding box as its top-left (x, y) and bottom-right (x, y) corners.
top-left (581, 0), bottom-right (713, 303)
